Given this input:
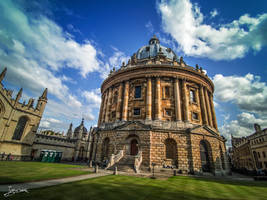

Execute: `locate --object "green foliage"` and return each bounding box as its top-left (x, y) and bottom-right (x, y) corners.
top-left (0, 161), bottom-right (89, 184)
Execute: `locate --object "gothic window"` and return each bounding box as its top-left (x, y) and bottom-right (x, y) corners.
top-left (134, 86), bottom-right (141, 98)
top-left (12, 116), bottom-right (28, 140)
top-left (190, 90), bottom-right (196, 103)
top-left (220, 146), bottom-right (225, 170)
top-left (258, 152), bottom-right (261, 158)
top-left (133, 108), bottom-right (141, 116)
top-left (101, 137), bottom-right (110, 160)
top-left (263, 151), bottom-right (266, 158)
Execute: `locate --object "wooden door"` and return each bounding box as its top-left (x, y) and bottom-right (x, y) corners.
top-left (130, 139), bottom-right (138, 155)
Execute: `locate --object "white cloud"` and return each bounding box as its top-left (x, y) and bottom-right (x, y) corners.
top-left (82, 88), bottom-right (101, 108)
top-left (100, 47), bottom-right (130, 79)
top-left (158, 0), bottom-right (267, 60)
top-left (145, 21), bottom-right (154, 34)
top-left (213, 73), bottom-right (267, 115)
top-left (0, 1), bottom-right (103, 131)
top-left (210, 9), bottom-right (218, 18)
top-left (219, 112), bottom-right (267, 147)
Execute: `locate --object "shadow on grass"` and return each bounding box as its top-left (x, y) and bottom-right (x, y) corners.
top-left (2, 175), bottom-right (266, 200)
top-left (179, 175), bottom-right (267, 188)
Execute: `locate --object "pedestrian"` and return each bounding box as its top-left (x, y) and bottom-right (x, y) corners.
top-left (7, 153), bottom-right (11, 161)
top-left (1, 152), bottom-right (5, 161)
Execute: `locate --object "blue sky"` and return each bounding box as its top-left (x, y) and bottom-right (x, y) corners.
top-left (0, 0), bottom-right (267, 146)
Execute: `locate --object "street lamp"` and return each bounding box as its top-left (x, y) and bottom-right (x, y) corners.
top-left (151, 163), bottom-right (156, 179)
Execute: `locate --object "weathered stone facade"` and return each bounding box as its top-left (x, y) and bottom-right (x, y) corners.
top-left (32, 120), bottom-right (93, 161)
top-left (232, 124), bottom-right (267, 172)
top-left (92, 36), bottom-right (229, 175)
top-left (0, 68), bottom-right (47, 160)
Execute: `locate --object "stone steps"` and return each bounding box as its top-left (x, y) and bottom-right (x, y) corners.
top-left (108, 155), bottom-right (136, 173)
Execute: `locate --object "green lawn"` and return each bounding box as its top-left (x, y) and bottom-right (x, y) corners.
top-left (3, 175), bottom-right (267, 200)
top-left (0, 161), bottom-right (90, 184)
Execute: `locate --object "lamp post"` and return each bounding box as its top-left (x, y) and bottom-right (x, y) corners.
top-left (151, 163), bottom-right (156, 179)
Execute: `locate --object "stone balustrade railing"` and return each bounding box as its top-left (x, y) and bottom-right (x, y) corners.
top-left (134, 150), bottom-right (142, 173)
top-left (106, 150), bottom-right (124, 169)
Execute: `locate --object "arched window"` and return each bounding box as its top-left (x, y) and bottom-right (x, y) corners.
top-left (12, 116), bottom-right (28, 140)
top-left (101, 137), bottom-right (110, 159)
top-left (165, 138), bottom-right (177, 159)
top-left (200, 140), bottom-right (211, 172)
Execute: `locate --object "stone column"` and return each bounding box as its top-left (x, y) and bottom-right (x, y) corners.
top-left (204, 87), bottom-right (212, 127)
top-left (155, 77), bottom-right (162, 120)
top-left (199, 85), bottom-right (208, 125)
top-left (174, 77), bottom-right (182, 121)
top-left (182, 79), bottom-right (189, 122)
top-left (105, 88), bottom-right (112, 123)
top-left (116, 82), bottom-right (123, 121)
top-left (209, 93), bottom-right (218, 130)
top-left (122, 81), bottom-right (129, 121)
top-left (146, 77), bottom-right (152, 120)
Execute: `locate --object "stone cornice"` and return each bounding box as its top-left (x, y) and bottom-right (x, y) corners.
top-left (101, 64), bottom-right (214, 94)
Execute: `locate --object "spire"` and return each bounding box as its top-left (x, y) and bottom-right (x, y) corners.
top-left (15, 88), bottom-right (23, 103)
top-left (81, 118), bottom-right (84, 126)
top-left (0, 67), bottom-right (7, 82)
top-left (40, 88), bottom-right (48, 100)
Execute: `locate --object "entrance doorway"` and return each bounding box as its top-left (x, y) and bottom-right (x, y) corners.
top-left (130, 139), bottom-right (138, 155)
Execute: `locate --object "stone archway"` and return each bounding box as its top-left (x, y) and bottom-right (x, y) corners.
top-left (101, 137), bottom-right (110, 160)
top-left (78, 146), bottom-right (85, 161)
top-left (200, 140), bottom-right (213, 172)
top-left (125, 134), bottom-right (140, 156)
top-left (219, 145), bottom-right (225, 170)
top-left (164, 138), bottom-right (178, 167)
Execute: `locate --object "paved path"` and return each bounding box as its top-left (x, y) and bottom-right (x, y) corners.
top-left (0, 170), bottom-right (112, 192)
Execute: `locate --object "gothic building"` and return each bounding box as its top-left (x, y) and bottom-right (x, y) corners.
top-left (0, 68), bottom-right (47, 160)
top-left (32, 119), bottom-right (93, 161)
top-left (91, 36), bottom-right (230, 175)
top-left (231, 124), bottom-right (267, 172)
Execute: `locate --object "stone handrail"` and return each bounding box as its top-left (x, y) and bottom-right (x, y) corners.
top-left (106, 150), bottom-right (124, 169)
top-left (134, 150), bottom-right (142, 173)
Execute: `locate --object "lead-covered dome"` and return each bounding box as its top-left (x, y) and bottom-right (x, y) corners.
top-left (136, 35), bottom-right (177, 61)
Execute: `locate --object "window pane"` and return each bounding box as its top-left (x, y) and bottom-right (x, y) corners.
top-left (135, 86), bottom-right (141, 98)
top-left (133, 108), bottom-right (140, 115)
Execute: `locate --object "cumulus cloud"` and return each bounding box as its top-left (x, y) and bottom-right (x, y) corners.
top-left (100, 47), bottom-right (130, 79)
top-left (158, 0), bottom-right (267, 60)
top-left (213, 73), bottom-right (267, 115)
top-left (219, 112), bottom-right (267, 147)
top-left (0, 0), bottom-right (104, 130)
top-left (82, 88), bottom-right (101, 108)
top-left (0, 1), bottom-right (101, 78)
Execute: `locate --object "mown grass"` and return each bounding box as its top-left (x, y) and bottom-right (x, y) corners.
top-left (0, 161), bottom-right (90, 184)
top-left (3, 175), bottom-right (267, 200)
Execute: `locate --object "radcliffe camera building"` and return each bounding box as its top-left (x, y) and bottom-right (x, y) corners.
top-left (0, 36), bottom-right (230, 175)
top-left (91, 36), bottom-right (230, 175)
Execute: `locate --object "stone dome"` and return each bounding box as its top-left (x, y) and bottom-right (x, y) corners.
top-left (74, 119), bottom-right (87, 134)
top-left (136, 35), bottom-right (177, 61)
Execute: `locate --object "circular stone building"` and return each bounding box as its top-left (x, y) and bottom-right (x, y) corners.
top-left (91, 36), bottom-right (229, 175)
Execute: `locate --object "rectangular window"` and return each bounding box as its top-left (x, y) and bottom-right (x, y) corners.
top-left (135, 86), bottom-right (141, 98)
top-left (165, 86), bottom-right (170, 98)
top-left (190, 90), bottom-right (196, 103)
top-left (192, 112), bottom-right (199, 120)
top-left (111, 111), bottom-right (116, 119)
top-left (165, 109), bottom-right (172, 117)
top-left (133, 108), bottom-right (141, 116)
top-left (258, 152), bottom-right (261, 158)
top-left (263, 151), bottom-right (266, 158)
